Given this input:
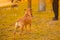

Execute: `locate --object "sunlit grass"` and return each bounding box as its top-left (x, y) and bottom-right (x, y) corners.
top-left (0, 0), bottom-right (60, 40)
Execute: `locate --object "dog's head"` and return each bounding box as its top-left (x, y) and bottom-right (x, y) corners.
top-left (24, 8), bottom-right (32, 16)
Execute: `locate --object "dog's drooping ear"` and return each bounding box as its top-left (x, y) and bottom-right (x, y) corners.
top-left (24, 9), bottom-right (26, 11)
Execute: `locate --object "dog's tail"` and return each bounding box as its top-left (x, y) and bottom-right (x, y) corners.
top-left (15, 22), bottom-right (18, 28)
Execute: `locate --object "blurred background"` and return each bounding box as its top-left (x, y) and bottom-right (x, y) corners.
top-left (0, 0), bottom-right (60, 40)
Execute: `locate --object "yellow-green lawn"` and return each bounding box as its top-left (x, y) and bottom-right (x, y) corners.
top-left (0, 0), bottom-right (60, 40)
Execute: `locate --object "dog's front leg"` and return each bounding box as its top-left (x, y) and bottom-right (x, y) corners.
top-left (29, 24), bottom-right (31, 32)
top-left (28, 24), bottom-right (31, 33)
top-left (24, 25), bottom-right (27, 32)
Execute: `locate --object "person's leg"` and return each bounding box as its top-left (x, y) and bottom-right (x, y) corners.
top-left (53, 0), bottom-right (59, 20)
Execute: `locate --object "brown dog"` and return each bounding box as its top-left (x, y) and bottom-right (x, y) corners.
top-left (14, 8), bottom-right (32, 35)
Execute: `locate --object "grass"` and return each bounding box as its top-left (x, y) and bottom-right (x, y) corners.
top-left (0, 0), bottom-right (60, 40)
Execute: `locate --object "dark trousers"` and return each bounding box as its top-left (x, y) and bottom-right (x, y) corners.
top-left (53, 0), bottom-right (59, 19)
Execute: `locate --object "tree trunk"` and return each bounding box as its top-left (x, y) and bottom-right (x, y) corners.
top-left (38, 0), bottom-right (46, 11)
top-left (27, 0), bottom-right (31, 9)
top-left (27, 0), bottom-right (33, 16)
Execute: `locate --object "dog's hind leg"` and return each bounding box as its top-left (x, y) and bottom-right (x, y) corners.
top-left (20, 25), bottom-right (24, 34)
top-left (14, 22), bottom-right (18, 40)
top-left (14, 27), bottom-right (17, 40)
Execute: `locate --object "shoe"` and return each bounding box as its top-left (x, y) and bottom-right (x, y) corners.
top-left (53, 18), bottom-right (58, 21)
